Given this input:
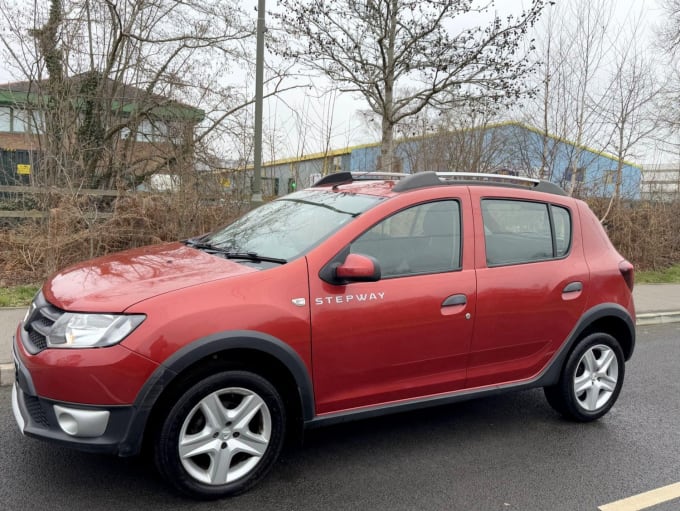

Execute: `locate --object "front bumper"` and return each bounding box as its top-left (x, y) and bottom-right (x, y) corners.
top-left (12, 343), bottom-right (137, 455)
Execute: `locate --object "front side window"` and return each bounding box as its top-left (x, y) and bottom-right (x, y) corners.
top-left (350, 200), bottom-right (461, 278)
top-left (482, 199), bottom-right (571, 266)
top-left (200, 190), bottom-right (383, 261)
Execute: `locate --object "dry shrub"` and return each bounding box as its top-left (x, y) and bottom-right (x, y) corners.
top-left (587, 198), bottom-right (680, 270)
top-left (0, 191), bottom-right (245, 287)
top-left (2, 192), bottom-right (678, 287)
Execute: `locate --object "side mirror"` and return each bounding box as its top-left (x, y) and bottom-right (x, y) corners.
top-left (320, 253), bottom-right (381, 285)
top-left (335, 253), bottom-right (381, 282)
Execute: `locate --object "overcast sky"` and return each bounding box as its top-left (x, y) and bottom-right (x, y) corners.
top-left (261, 0), bottom-right (668, 160)
top-left (0, 0), bottom-right (670, 162)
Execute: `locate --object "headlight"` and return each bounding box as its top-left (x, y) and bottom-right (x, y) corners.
top-left (47, 313), bottom-right (145, 348)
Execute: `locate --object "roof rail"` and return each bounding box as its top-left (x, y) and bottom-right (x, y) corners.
top-left (392, 171), bottom-right (567, 196)
top-left (313, 171), bottom-right (409, 187)
top-left (437, 172), bottom-right (540, 185)
top-left (313, 170), bottom-right (567, 196)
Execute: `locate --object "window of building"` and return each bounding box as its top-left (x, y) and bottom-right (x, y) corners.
top-left (0, 106), bottom-right (41, 133)
top-left (482, 199), bottom-right (571, 266)
top-left (350, 200), bottom-right (461, 278)
top-left (165, 121), bottom-right (184, 144)
top-left (136, 119), bottom-right (155, 141)
top-left (0, 106), bottom-right (10, 132)
top-left (564, 166), bottom-right (585, 183)
top-left (132, 118), bottom-right (178, 143)
top-left (12, 108), bottom-right (32, 133)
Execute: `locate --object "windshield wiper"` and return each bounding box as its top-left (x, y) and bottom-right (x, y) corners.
top-left (184, 239), bottom-right (220, 251)
top-left (184, 240), bottom-right (287, 264)
top-left (222, 251), bottom-right (287, 264)
top-left (284, 198), bottom-right (361, 217)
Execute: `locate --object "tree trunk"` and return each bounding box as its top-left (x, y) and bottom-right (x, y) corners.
top-left (380, 115), bottom-right (395, 171)
top-left (379, 0), bottom-right (398, 172)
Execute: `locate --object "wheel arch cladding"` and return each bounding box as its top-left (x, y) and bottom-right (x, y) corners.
top-left (574, 305), bottom-right (636, 361)
top-left (117, 331), bottom-right (314, 457)
top-left (539, 303), bottom-right (635, 388)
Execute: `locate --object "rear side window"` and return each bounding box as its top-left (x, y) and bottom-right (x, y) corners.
top-left (482, 199), bottom-right (572, 266)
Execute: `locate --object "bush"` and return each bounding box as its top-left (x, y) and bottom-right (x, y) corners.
top-left (1, 193), bottom-right (678, 287)
top-left (0, 191), bottom-right (245, 287)
top-left (588, 199), bottom-right (680, 270)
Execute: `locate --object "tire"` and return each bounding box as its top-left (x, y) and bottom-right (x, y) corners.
top-left (154, 370), bottom-right (286, 499)
top-left (543, 332), bottom-right (625, 422)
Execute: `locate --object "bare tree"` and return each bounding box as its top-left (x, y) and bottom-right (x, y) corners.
top-left (275, 0), bottom-right (547, 172)
top-left (656, 0), bottom-right (680, 157)
top-left (0, 0), bottom-right (298, 195)
top-left (531, 0), bottom-right (619, 194)
top-left (659, 0), bottom-right (680, 56)
top-left (604, 37), bottom-right (661, 204)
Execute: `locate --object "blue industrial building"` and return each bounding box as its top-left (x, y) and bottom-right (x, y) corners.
top-left (256, 122), bottom-right (641, 199)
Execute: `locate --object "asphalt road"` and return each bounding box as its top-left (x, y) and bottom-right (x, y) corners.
top-left (1, 322), bottom-right (679, 511)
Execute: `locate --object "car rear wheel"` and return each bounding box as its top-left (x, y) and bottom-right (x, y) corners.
top-left (154, 370), bottom-right (286, 499)
top-left (544, 332), bottom-right (625, 422)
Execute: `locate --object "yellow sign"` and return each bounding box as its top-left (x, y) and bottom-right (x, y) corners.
top-left (221, 178), bottom-right (231, 188)
top-left (17, 164), bottom-right (31, 175)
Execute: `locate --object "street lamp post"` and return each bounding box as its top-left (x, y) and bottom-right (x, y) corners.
top-left (252, 0), bottom-right (265, 206)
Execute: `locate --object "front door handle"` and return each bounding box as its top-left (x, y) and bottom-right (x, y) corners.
top-left (442, 294), bottom-right (467, 307)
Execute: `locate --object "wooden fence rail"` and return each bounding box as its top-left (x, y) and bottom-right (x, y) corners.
top-left (0, 185), bottom-right (121, 197)
top-left (0, 185), bottom-right (120, 219)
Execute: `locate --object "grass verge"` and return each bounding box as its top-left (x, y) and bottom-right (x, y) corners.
top-left (636, 264), bottom-right (680, 284)
top-left (0, 285), bottom-right (39, 307)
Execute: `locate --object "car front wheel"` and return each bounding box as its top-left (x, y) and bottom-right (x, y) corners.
top-left (154, 370), bottom-right (286, 499)
top-left (544, 332), bottom-right (625, 422)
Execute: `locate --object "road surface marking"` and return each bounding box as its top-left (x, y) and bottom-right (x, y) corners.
top-left (599, 482), bottom-right (680, 511)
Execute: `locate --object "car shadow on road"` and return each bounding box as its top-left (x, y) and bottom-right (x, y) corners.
top-left (4, 388), bottom-right (614, 511)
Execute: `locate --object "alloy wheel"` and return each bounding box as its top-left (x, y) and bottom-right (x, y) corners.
top-left (178, 387), bottom-right (272, 485)
top-left (573, 344), bottom-right (619, 412)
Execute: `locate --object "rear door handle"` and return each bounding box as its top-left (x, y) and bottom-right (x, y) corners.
top-left (442, 294), bottom-right (467, 307)
top-left (562, 281), bottom-right (583, 293)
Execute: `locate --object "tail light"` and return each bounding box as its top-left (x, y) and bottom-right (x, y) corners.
top-left (619, 260), bottom-right (635, 291)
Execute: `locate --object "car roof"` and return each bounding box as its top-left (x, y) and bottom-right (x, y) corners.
top-left (311, 171), bottom-right (567, 197)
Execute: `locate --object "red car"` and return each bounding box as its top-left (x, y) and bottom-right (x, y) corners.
top-left (12, 171), bottom-right (635, 499)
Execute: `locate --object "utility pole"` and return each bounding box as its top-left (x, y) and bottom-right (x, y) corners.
top-left (252, 0), bottom-right (265, 205)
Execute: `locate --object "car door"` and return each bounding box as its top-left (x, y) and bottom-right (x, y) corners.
top-left (466, 188), bottom-right (590, 388)
top-left (307, 195), bottom-right (476, 415)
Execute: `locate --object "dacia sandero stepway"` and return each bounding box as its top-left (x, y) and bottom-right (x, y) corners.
top-left (12, 171), bottom-right (636, 499)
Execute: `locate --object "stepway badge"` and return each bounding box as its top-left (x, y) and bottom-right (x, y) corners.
top-left (314, 292), bottom-right (385, 305)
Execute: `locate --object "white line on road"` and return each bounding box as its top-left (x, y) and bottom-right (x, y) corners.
top-left (599, 482), bottom-right (680, 511)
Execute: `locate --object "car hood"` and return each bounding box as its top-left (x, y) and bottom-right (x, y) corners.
top-left (43, 242), bottom-right (259, 312)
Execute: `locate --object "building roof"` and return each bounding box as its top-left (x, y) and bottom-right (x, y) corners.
top-left (0, 73), bottom-right (204, 121)
top-left (261, 121), bottom-right (641, 170)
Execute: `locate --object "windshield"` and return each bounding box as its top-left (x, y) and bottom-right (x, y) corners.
top-left (198, 190), bottom-right (383, 260)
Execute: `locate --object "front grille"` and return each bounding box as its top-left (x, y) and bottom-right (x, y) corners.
top-left (24, 395), bottom-right (50, 428)
top-left (22, 292), bottom-right (65, 354)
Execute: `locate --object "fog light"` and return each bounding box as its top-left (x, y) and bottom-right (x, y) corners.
top-left (53, 405), bottom-right (110, 437)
